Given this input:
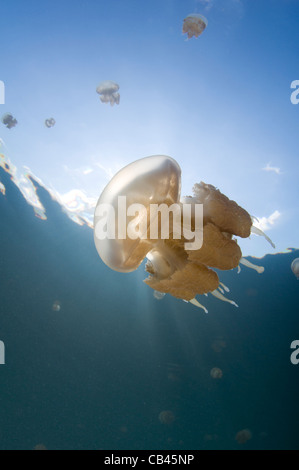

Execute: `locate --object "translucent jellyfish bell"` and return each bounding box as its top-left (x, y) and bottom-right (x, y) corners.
top-left (96, 80), bottom-right (120, 106)
top-left (94, 155), bottom-right (181, 273)
top-left (182, 13), bottom-right (208, 39)
top-left (291, 258), bottom-right (299, 279)
top-left (45, 118), bottom-right (56, 128)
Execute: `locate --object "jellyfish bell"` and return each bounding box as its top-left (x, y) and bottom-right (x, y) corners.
top-left (182, 13), bottom-right (208, 39)
top-left (45, 118), bottom-right (55, 128)
top-left (291, 258), bottom-right (299, 279)
top-left (210, 367), bottom-right (223, 379)
top-left (235, 429), bottom-right (252, 445)
top-left (94, 155), bottom-right (181, 273)
top-left (52, 300), bottom-right (61, 312)
top-left (158, 410), bottom-right (175, 425)
top-left (96, 80), bottom-right (120, 106)
top-left (93, 155), bottom-right (274, 312)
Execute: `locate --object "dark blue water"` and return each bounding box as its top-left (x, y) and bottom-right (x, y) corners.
top-left (0, 164), bottom-right (298, 450)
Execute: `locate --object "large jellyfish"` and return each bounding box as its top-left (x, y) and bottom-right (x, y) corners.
top-left (291, 258), bottom-right (299, 279)
top-left (93, 155), bottom-right (274, 312)
top-left (1, 113), bottom-right (17, 129)
top-left (182, 13), bottom-right (208, 39)
top-left (96, 81), bottom-right (120, 106)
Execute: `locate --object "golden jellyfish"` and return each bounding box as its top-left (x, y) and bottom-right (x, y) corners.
top-left (291, 258), bottom-right (299, 279)
top-left (182, 13), bottom-right (208, 39)
top-left (159, 410), bottom-right (175, 425)
top-left (96, 80), bottom-right (120, 106)
top-left (210, 367), bottom-right (223, 379)
top-left (93, 155), bottom-right (274, 313)
top-left (235, 429), bottom-right (252, 445)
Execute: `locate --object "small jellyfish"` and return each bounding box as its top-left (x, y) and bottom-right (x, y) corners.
top-left (235, 429), bottom-right (252, 445)
top-left (210, 367), bottom-right (223, 379)
top-left (52, 300), bottom-right (61, 312)
top-left (153, 290), bottom-right (165, 300)
top-left (96, 80), bottom-right (120, 106)
top-left (291, 258), bottom-right (299, 279)
top-left (159, 410), bottom-right (175, 425)
top-left (45, 118), bottom-right (56, 128)
top-left (1, 113), bottom-right (17, 129)
top-left (182, 13), bottom-right (208, 39)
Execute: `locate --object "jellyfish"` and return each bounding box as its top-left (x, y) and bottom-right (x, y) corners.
top-left (1, 113), bottom-right (17, 129)
top-left (52, 300), bottom-right (61, 312)
top-left (235, 429), bottom-right (252, 445)
top-left (182, 13), bottom-right (208, 39)
top-left (291, 258), bottom-right (299, 279)
top-left (45, 118), bottom-right (55, 128)
top-left (159, 410), bottom-right (175, 425)
top-left (96, 81), bottom-right (120, 106)
top-left (93, 155), bottom-right (274, 312)
top-left (210, 367), bottom-right (223, 379)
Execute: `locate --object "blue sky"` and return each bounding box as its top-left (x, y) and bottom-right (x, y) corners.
top-left (0, 0), bottom-right (298, 257)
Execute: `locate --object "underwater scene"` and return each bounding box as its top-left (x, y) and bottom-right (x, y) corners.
top-left (0, 0), bottom-right (299, 451)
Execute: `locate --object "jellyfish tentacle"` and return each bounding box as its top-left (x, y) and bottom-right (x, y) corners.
top-left (219, 282), bottom-right (230, 292)
top-left (211, 289), bottom-right (239, 308)
top-left (239, 257), bottom-right (264, 274)
top-left (188, 298), bottom-right (208, 313)
top-left (251, 225), bottom-right (275, 248)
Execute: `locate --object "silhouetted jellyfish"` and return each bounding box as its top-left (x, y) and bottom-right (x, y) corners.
top-left (291, 258), bottom-right (299, 279)
top-left (235, 429), bottom-right (252, 445)
top-left (45, 118), bottom-right (56, 128)
top-left (210, 367), bottom-right (223, 379)
top-left (183, 13), bottom-right (207, 39)
top-left (153, 290), bottom-right (165, 300)
top-left (94, 155), bottom-right (274, 312)
top-left (1, 113), bottom-right (17, 129)
top-left (159, 410), bottom-right (175, 425)
top-left (52, 300), bottom-right (61, 312)
top-left (96, 81), bottom-right (120, 106)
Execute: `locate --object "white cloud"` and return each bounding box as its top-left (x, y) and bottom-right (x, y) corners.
top-left (254, 210), bottom-right (281, 232)
top-left (262, 162), bottom-right (282, 175)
